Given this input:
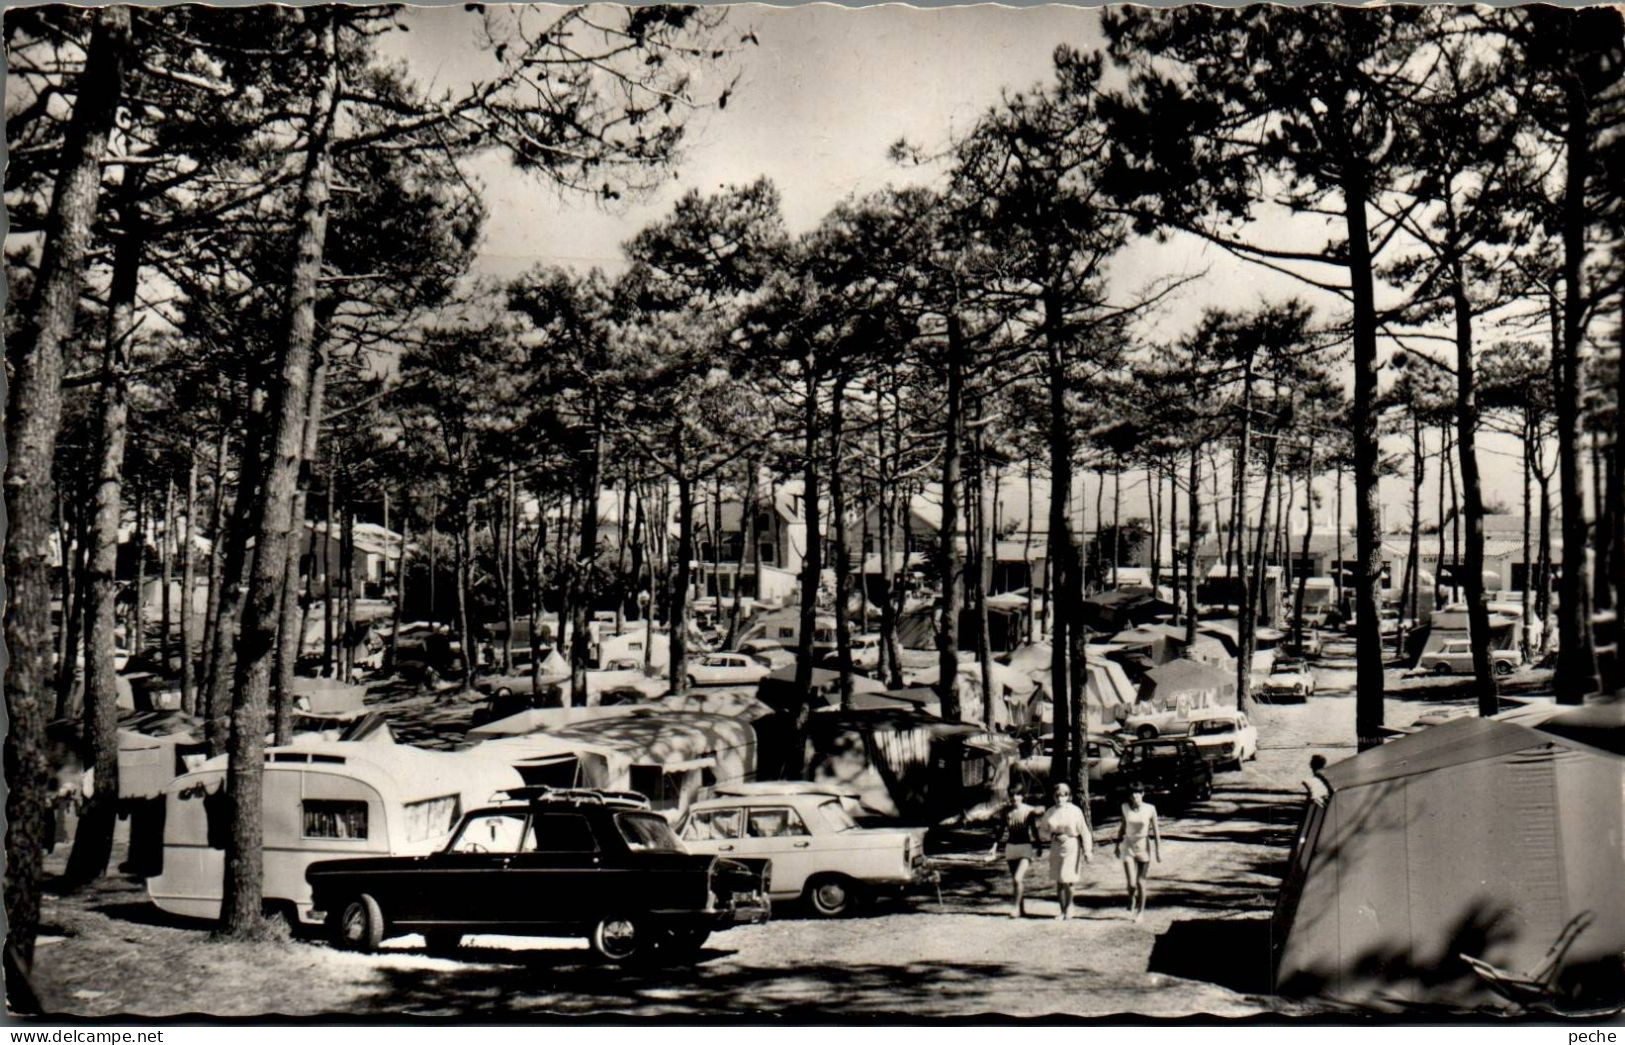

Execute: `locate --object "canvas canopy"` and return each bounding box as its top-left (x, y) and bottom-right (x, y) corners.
top-left (1137, 658), bottom-right (1237, 708)
top-left (1273, 712), bottom-right (1625, 1009)
top-left (1080, 590), bottom-right (1176, 633)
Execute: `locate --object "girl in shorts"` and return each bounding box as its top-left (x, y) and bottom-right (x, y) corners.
top-left (1114, 782), bottom-right (1162, 922)
top-left (997, 785), bottom-right (1044, 918)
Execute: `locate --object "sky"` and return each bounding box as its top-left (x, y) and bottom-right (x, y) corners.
top-left (383, 3), bottom-right (1549, 537)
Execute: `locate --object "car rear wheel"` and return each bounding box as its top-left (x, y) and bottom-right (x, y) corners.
top-left (805, 874), bottom-right (859, 918)
top-left (1494, 661), bottom-right (1514, 677)
top-left (423, 930), bottom-right (462, 956)
top-left (332, 894), bottom-right (384, 953)
top-left (1432, 663), bottom-right (1452, 676)
top-left (1136, 725), bottom-right (1158, 740)
top-left (589, 916), bottom-right (647, 964)
top-left (685, 676), bottom-right (698, 690)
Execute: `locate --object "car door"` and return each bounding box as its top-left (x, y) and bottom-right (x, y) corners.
top-left (505, 810), bottom-right (602, 925)
top-left (401, 809), bottom-right (532, 927)
top-left (732, 805), bottom-right (819, 899)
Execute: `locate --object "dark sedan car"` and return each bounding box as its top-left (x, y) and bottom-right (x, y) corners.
top-left (1111, 737), bottom-right (1214, 809)
top-left (305, 788), bottom-right (770, 964)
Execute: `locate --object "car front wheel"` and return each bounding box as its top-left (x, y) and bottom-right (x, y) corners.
top-left (332, 894), bottom-right (385, 953)
top-left (685, 676), bottom-right (698, 690)
top-left (805, 874), bottom-right (859, 917)
top-left (1495, 661), bottom-right (1514, 677)
top-left (589, 916), bottom-right (647, 964)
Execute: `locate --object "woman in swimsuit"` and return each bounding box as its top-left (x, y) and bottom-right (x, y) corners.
top-left (996, 784), bottom-right (1043, 918)
top-left (1114, 781), bottom-right (1162, 922)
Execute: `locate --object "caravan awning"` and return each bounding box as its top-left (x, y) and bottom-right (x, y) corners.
top-left (649, 756), bottom-right (716, 773)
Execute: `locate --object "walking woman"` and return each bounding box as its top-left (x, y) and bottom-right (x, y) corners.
top-left (1114, 781), bottom-right (1162, 922)
top-left (995, 784), bottom-right (1044, 918)
top-left (1037, 782), bottom-right (1092, 919)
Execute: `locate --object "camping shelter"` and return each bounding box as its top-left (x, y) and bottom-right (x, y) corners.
top-left (1080, 590), bottom-right (1176, 633)
top-left (1137, 658), bottom-right (1237, 709)
top-left (1272, 712), bottom-right (1625, 1009)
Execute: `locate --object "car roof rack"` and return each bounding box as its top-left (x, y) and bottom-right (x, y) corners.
top-left (491, 785), bottom-right (652, 810)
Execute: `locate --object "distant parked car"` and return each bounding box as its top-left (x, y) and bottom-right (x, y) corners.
top-left (677, 792), bottom-right (936, 917)
top-left (686, 652), bottom-right (772, 688)
top-left (1260, 657), bottom-right (1315, 703)
top-left (1186, 709), bottom-right (1258, 771)
top-left (1013, 732), bottom-right (1125, 792)
top-left (1418, 640), bottom-right (1519, 677)
top-left (1112, 737), bottom-right (1213, 809)
top-left (305, 787), bottom-right (769, 963)
top-left (737, 639), bottom-right (796, 670)
top-left (1283, 629), bottom-right (1323, 658)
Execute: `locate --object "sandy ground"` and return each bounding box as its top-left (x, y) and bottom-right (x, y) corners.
top-left (24, 653), bottom-right (1546, 1019)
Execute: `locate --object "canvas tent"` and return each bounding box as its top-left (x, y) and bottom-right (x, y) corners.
top-left (1272, 712), bottom-right (1625, 1009)
top-left (1080, 590), bottom-right (1176, 633)
top-left (1137, 658), bottom-right (1237, 709)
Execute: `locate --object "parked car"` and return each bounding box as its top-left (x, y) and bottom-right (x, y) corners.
top-left (676, 792), bottom-right (936, 917)
top-left (1122, 703), bottom-right (1195, 740)
top-left (1186, 709), bottom-right (1258, 771)
top-left (1112, 738), bottom-right (1213, 809)
top-left (1012, 732), bottom-right (1125, 792)
top-left (1260, 657), bottom-right (1315, 703)
top-left (305, 787), bottom-right (769, 963)
top-left (1418, 640), bottom-right (1520, 677)
top-left (738, 639), bottom-right (796, 670)
top-left (1282, 629), bottom-right (1323, 658)
top-left (686, 652), bottom-right (772, 688)
top-left (710, 781), bottom-right (912, 832)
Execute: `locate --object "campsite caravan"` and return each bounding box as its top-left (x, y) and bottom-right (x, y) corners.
top-left (147, 742), bottom-right (523, 926)
top-left (476, 709), bottom-right (757, 816)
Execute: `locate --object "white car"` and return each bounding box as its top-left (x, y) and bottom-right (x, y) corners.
top-left (1123, 702), bottom-right (1195, 740)
top-left (847, 634), bottom-right (882, 671)
top-left (738, 639), bottom-right (796, 670)
top-left (677, 792), bottom-right (934, 916)
top-left (685, 652), bottom-right (772, 688)
top-left (1186, 709), bottom-right (1258, 771)
top-left (1260, 658), bottom-right (1315, 703)
top-left (1418, 640), bottom-right (1519, 677)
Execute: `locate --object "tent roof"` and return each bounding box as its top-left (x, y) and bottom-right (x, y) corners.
top-left (1321, 714), bottom-right (1607, 791)
top-left (1495, 696), bottom-right (1625, 756)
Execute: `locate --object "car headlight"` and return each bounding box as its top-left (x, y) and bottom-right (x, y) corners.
top-left (1294, 683), bottom-right (1304, 693)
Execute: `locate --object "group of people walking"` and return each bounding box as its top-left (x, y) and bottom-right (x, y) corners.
top-left (996, 780), bottom-right (1162, 921)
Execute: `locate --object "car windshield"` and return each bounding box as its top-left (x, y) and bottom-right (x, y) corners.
top-left (1127, 743), bottom-right (1181, 762)
top-left (817, 799), bottom-right (859, 831)
top-left (616, 812), bottom-right (684, 853)
top-left (1273, 660), bottom-right (1304, 674)
top-left (1192, 720), bottom-right (1235, 736)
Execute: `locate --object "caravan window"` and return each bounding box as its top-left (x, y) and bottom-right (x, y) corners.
top-left (403, 795), bottom-right (461, 842)
top-left (303, 800), bottom-right (369, 840)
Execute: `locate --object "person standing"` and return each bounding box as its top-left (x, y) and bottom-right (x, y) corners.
top-left (1038, 782), bottom-right (1092, 920)
top-left (1115, 782), bottom-right (1162, 922)
top-left (1303, 754), bottom-right (1331, 808)
top-left (995, 784), bottom-right (1044, 918)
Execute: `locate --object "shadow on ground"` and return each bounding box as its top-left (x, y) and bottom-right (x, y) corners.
top-left (1148, 917), bottom-right (1275, 996)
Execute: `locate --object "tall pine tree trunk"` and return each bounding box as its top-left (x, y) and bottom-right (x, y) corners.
top-left (1450, 267), bottom-right (1498, 715)
top-left (1344, 165), bottom-right (1387, 749)
top-left (274, 344), bottom-right (328, 745)
top-left (794, 362), bottom-right (823, 704)
top-left (219, 11), bottom-right (339, 937)
top-left (67, 162), bottom-right (144, 888)
top-left (571, 419), bottom-right (603, 707)
top-left (1044, 287), bottom-right (1076, 790)
top-left (830, 378), bottom-right (855, 709)
top-left (179, 454), bottom-right (198, 714)
top-left (938, 317), bottom-right (965, 724)
top-left (3, 3), bottom-right (130, 961)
